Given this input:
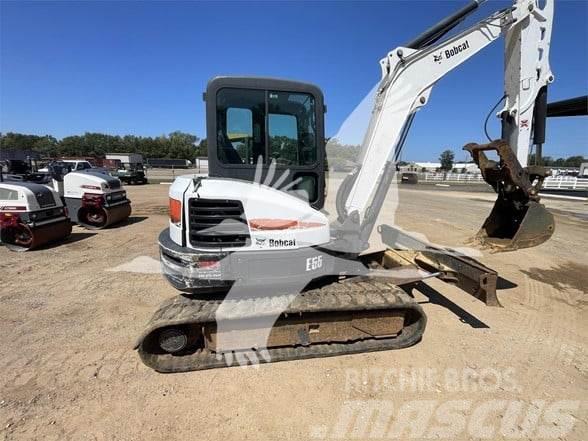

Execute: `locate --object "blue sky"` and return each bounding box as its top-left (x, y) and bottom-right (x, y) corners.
top-left (1, 0), bottom-right (586, 161)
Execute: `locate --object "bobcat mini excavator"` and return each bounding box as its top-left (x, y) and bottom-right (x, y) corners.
top-left (137, 0), bottom-right (556, 372)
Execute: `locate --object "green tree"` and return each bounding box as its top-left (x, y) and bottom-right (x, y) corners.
top-left (564, 156), bottom-right (586, 167)
top-left (167, 131), bottom-right (199, 159)
top-left (439, 149), bottom-right (455, 171)
top-left (325, 138), bottom-right (361, 169)
top-left (197, 139), bottom-right (208, 157)
top-left (529, 154), bottom-right (586, 167)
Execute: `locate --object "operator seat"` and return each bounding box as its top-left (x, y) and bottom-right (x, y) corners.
top-left (217, 129), bottom-right (243, 164)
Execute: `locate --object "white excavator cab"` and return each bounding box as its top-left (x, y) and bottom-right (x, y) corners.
top-left (204, 76), bottom-right (327, 211)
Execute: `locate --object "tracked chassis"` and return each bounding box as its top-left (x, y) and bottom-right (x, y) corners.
top-left (136, 279), bottom-right (426, 373)
top-left (139, 225), bottom-right (500, 373)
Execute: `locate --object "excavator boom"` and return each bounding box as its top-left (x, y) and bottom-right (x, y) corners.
top-left (340, 0), bottom-right (555, 252)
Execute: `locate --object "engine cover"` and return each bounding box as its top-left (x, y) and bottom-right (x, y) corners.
top-left (170, 176), bottom-right (330, 252)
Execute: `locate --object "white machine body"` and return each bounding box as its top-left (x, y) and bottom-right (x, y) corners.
top-left (55, 171), bottom-right (131, 229)
top-left (0, 182), bottom-right (72, 250)
top-left (61, 171), bottom-right (124, 199)
top-left (0, 182), bottom-right (64, 214)
top-left (169, 176), bottom-right (330, 252)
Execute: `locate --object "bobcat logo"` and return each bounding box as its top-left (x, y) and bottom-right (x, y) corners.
top-left (255, 237), bottom-right (267, 247)
top-left (433, 52), bottom-right (443, 63)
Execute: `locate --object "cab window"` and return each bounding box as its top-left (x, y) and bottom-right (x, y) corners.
top-left (268, 113), bottom-right (298, 165)
top-left (268, 91), bottom-right (316, 166)
top-left (217, 88), bottom-right (265, 165)
top-left (216, 88), bottom-right (317, 166)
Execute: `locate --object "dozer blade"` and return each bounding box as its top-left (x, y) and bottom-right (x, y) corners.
top-left (464, 140), bottom-right (555, 252)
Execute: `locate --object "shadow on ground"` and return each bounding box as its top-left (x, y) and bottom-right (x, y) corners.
top-left (410, 282), bottom-right (490, 329)
top-left (522, 262), bottom-right (587, 293)
top-left (110, 216), bottom-right (149, 228)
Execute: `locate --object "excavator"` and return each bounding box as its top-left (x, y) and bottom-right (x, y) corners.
top-left (136, 0), bottom-right (556, 372)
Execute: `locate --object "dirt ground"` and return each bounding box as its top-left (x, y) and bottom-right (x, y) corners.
top-left (1, 183), bottom-right (586, 440)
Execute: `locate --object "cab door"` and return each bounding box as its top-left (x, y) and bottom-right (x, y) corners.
top-left (205, 77), bottom-right (326, 210)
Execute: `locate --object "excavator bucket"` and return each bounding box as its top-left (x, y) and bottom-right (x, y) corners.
top-left (476, 196), bottom-right (555, 251)
top-left (464, 140), bottom-right (555, 252)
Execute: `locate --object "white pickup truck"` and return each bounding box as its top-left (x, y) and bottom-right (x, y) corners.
top-left (38, 160), bottom-right (94, 173)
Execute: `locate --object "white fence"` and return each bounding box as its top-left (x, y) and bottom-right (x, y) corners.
top-left (145, 166), bottom-right (207, 181)
top-left (421, 172), bottom-right (484, 182)
top-left (417, 172), bottom-right (588, 190)
top-left (542, 176), bottom-right (588, 190)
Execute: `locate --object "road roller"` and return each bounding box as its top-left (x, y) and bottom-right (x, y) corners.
top-left (60, 171), bottom-right (132, 229)
top-left (0, 182), bottom-right (72, 251)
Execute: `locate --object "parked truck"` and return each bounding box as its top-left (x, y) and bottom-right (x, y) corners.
top-left (104, 153), bottom-right (148, 185)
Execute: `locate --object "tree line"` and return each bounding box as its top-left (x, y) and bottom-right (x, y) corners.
top-left (0, 132), bottom-right (208, 160)
top-left (2, 131), bottom-right (584, 168)
top-left (527, 153), bottom-right (586, 167)
top-left (326, 138), bottom-right (361, 168)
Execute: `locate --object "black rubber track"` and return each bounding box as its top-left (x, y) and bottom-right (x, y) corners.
top-left (136, 279), bottom-right (427, 373)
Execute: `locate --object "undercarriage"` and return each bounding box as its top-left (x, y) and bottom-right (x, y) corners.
top-left (137, 223), bottom-right (500, 373)
top-left (136, 278), bottom-right (426, 373)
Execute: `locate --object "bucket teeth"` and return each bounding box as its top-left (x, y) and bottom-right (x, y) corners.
top-left (473, 200), bottom-right (555, 252)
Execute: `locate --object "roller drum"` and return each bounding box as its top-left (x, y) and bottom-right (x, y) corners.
top-left (1, 219), bottom-right (72, 252)
top-left (78, 202), bottom-right (131, 229)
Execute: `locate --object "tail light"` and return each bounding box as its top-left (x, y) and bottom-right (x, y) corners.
top-left (82, 193), bottom-right (105, 208)
top-left (0, 212), bottom-right (21, 228)
top-left (169, 198), bottom-right (182, 225)
top-left (197, 260), bottom-right (220, 269)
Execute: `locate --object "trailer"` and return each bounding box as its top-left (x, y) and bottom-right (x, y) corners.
top-left (105, 153), bottom-right (144, 165)
top-left (146, 158), bottom-right (192, 169)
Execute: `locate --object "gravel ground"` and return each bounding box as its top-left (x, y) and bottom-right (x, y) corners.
top-left (1, 183), bottom-right (586, 440)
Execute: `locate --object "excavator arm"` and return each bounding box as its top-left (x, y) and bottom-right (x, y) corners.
top-left (339, 0), bottom-right (555, 252)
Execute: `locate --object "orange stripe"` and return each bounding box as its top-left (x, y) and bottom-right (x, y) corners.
top-left (249, 218), bottom-right (325, 231)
